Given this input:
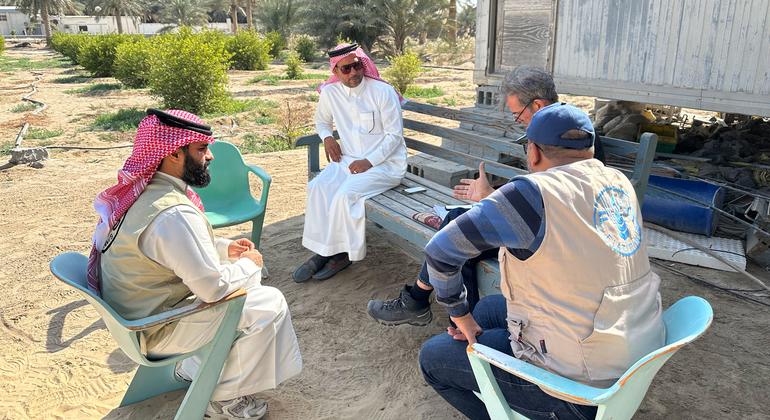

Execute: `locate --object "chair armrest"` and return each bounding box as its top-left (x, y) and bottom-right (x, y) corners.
top-left (468, 343), bottom-right (617, 405)
top-left (294, 131), bottom-right (339, 177)
top-left (247, 164), bottom-right (272, 209)
top-left (122, 288), bottom-right (247, 331)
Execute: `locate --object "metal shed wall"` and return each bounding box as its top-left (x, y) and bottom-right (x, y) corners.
top-left (475, 0), bottom-right (770, 116)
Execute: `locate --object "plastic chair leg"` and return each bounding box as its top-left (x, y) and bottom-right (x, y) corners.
top-left (174, 298), bottom-right (245, 420)
top-left (120, 364), bottom-right (189, 407)
top-left (250, 213), bottom-right (266, 249)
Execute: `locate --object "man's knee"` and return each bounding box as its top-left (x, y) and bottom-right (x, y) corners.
top-left (418, 335), bottom-right (452, 386)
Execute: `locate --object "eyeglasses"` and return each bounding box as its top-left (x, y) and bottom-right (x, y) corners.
top-left (337, 61), bottom-right (364, 75)
top-left (512, 99), bottom-right (534, 124)
top-left (515, 135), bottom-right (542, 156)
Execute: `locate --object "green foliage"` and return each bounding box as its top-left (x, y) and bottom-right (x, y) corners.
top-left (285, 51), bottom-right (304, 80)
top-left (65, 83), bottom-right (123, 95)
top-left (265, 31), bottom-right (286, 57)
top-left (249, 72), bottom-right (325, 84)
top-left (10, 103), bottom-right (38, 113)
top-left (52, 75), bottom-right (93, 83)
top-left (148, 28), bottom-right (232, 114)
top-left (384, 50), bottom-right (422, 94)
top-left (413, 35), bottom-right (474, 65)
top-left (226, 30), bottom-right (272, 71)
top-left (0, 35), bottom-right (5, 56)
top-left (306, 0), bottom-right (385, 51)
top-left (91, 108), bottom-right (146, 131)
top-left (78, 34), bottom-right (143, 77)
top-left (50, 33), bottom-right (89, 63)
top-left (114, 38), bottom-right (154, 88)
top-left (0, 56), bottom-right (70, 72)
top-left (405, 85), bottom-right (443, 98)
top-left (239, 133), bottom-right (294, 154)
top-left (25, 127), bottom-right (64, 140)
top-left (292, 34), bottom-right (316, 62)
top-left (202, 98), bottom-right (277, 118)
top-left (0, 141), bottom-right (13, 155)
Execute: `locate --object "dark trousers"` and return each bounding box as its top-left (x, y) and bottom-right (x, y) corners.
top-left (417, 208), bottom-right (498, 313)
top-left (419, 295), bottom-right (598, 420)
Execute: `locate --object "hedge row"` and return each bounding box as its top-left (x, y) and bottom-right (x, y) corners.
top-left (49, 29), bottom-right (320, 114)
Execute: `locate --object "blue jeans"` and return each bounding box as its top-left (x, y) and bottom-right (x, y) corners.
top-left (419, 295), bottom-right (598, 420)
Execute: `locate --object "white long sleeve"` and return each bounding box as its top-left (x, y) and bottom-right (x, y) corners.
top-left (314, 77), bottom-right (406, 170)
top-left (138, 205), bottom-right (260, 303)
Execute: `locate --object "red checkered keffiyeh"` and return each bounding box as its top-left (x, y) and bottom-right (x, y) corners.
top-left (316, 43), bottom-right (406, 105)
top-left (87, 110), bottom-right (215, 295)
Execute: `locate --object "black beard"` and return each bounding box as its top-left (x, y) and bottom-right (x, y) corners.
top-left (181, 156), bottom-right (211, 187)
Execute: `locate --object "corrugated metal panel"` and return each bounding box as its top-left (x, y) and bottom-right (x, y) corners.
top-left (553, 0), bottom-right (770, 96)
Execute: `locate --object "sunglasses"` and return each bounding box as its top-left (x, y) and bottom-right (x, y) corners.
top-left (337, 61), bottom-right (364, 75)
top-left (515, 134), bottom-right (542, 156)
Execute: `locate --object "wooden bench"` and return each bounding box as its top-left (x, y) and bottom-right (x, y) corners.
top-left (294, 101), bottom-right (657, 297)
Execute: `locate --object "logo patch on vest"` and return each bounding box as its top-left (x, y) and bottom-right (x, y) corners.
top-left (593, 186), bottom-right (641, 256)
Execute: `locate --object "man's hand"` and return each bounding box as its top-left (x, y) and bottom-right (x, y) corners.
top-left (453, 162), bottom-right (494, 202)
top-left (448, 313), bottom-right (483, 345)
top-left (323, 136), bottom-right (342, 163)
top-left (240, 249), bottom-right (263, 268)
top-left (348, 159), bottom-right (372, 174)
top-left (228, 238), bottom-right (255, 259)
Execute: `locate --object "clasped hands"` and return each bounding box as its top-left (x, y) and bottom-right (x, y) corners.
top-left (228, 238), bottom-right (263, 267)
top-left (323, 136), bottom-right (372, 174)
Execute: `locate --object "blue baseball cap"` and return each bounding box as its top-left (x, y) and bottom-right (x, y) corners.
top-left (525, 103), bottom-right (595, 149)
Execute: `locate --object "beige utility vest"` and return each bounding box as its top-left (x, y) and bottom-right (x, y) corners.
top-left (100, 175), bottom-right (216, 351)
top-left (500, 159), bottom-right (665, 388)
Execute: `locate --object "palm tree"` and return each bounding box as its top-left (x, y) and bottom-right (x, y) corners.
top-left (160, 0), bottom-right (211, 28)
top-left (447, 0), bottom-right (456, 44)
top-left (12, 0), bottom-right (81, 44)
top-left (86, 0), bottom-right (146, 33)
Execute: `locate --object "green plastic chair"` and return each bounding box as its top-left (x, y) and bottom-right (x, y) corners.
top-left (468, 295), bottom-right (713, 420)
top-left (195, 141), bottom-right (272, 248)
top-left (50, 252), bottom-right (246, 420)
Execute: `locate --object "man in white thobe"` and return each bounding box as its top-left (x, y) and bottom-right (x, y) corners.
top-left (89, 109), bottom-right (302, 419)
top-left (293, 43), bottom-right (407, 283)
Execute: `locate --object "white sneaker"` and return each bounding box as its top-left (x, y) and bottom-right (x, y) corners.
top-left (205, 394), bottom-right (268, 419)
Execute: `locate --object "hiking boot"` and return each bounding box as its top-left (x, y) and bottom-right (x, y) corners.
top-left (205, 394), bottom-right (268, 419)
top-left (312, 253), bottom-right (352, 281)
top-left (367, 285), bottom-right (433, 326)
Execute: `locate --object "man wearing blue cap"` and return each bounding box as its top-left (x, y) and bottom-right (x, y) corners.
top-left (415, 103), bottom-right (664, 419)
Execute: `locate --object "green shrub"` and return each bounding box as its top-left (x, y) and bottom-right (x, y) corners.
top-left (148, 28), bottom-right (232, 114)
top-left (285, 51), bottom-right (304, 80)
top-left (0, 35), bottom-right (5, 56)
top-left (292, 34), bottom-right (316, 62)
top-left (384, 50), bottom-right (422, 95)
top-left (51, 33), bottom-right (88, 63)
top-left (226, 30), bottom-right (272, 70)
top-left (91, 108), bottom-right (146, 131)
top-left (404, 85), bottom-right (444, 98)
top-left (114, 38), bottom-right (153, 88)
top-left (265, 31), bottom-right (286, 57)
top-left (78, 34), bottom-right (143, 77)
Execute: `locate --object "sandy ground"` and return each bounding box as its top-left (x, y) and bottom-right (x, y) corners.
top-left (1, 44), bottom-right (769, 419)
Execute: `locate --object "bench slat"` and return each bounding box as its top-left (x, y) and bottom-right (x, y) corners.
top-left (402, 176), bottom-right (468, 206)
top-left (404, 118), bottom-right (525, 159)
top-left (405, 137), bottom-right (526, 180)
top-left (381, 190), bottom-right (433, 213)
top-left (402, 101), bottom-right (519, 133)
top-left (394, 186), bottom-right (452, 208)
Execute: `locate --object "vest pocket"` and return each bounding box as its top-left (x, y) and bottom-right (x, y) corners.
top-left (578, 276), bottom-right (663, 381)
